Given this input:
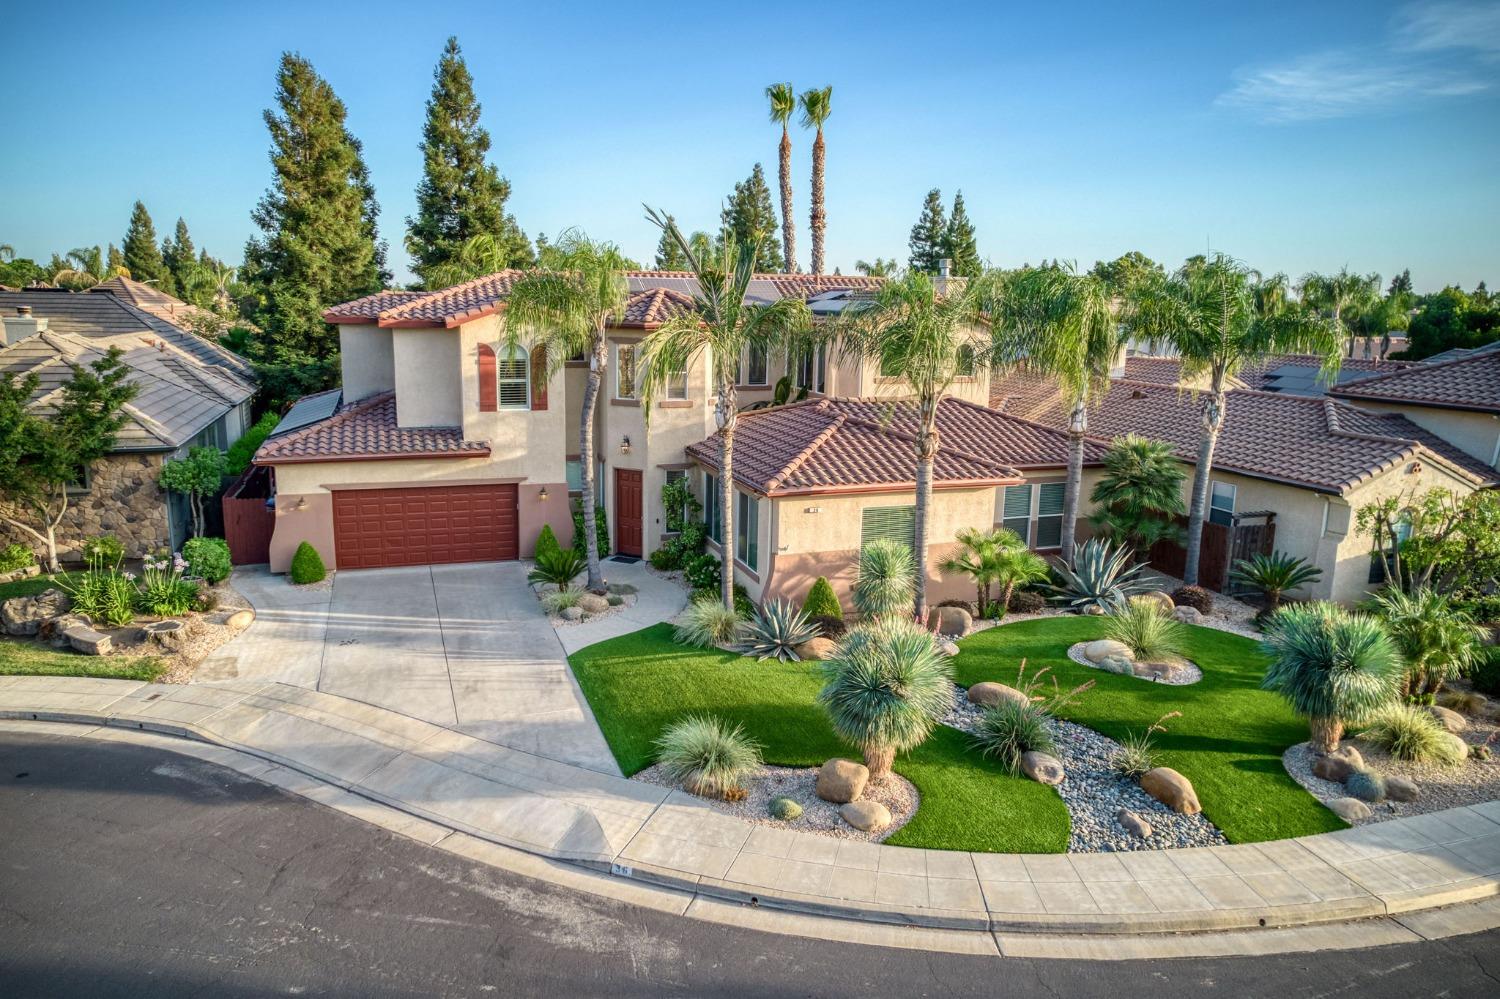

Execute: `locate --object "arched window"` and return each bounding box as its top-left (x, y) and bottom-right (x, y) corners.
top-left (497, 344), bottom-right (530, 409)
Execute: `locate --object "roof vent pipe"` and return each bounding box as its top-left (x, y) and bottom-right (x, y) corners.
top-left (938, 258), bottom-right (951, 279)
top-left (16, 305), bottom-right (32, 317)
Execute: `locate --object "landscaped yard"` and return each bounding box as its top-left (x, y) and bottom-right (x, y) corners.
top-left (0, 572), bottom-right (166, 682)
top-left (570, 615), bottom-right (1344, 854)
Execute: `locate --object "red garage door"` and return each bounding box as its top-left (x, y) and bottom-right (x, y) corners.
top-left (332, 484), bottom-right (518, 570)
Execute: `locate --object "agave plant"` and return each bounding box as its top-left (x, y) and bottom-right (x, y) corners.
top-left (1229, 551), bottom-right (1322, 613)
top-left (852, 539), bottom-right (916, 620)
top-left (736, 599), bottom-right (819, 661)
top-left (1044, 538), bottom-right (1152, 613)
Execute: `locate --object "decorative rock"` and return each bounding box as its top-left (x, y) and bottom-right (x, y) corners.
top-left (225, 609), bottom-right (255, 630)
top-left (1345, 769), bottom-right (1386, 803)
top-left (1327, 797), bottom-right (1371, 822)
top-left (1428, 705), bottom-right (1467, 734)
top-left (815, 758), bottom-right (869, 803)
top-left (1386, 775), bottom-right (1420, 802)
top-left (606, 594), bottom-right (625, 606)
top-left (1438, 732), bottom-right (1469, 761)
top-left (1083, 639), bottom-right (1133, 664)
top-left (1020, 751), bottom-right (1065, 785)
top-left (66, 624), bottom-right (112, 656)
top-left (42, 614), bottom-right (92, 649)
top-left (1117, 808), bottom-right (1153, 838)
top-left (2, 588), bottom-right (71, 636)
top-left (768, 797), bottom-right (803, 821)
top-left (576, 593), bottom-right (611, 615)
top-left (794, 637), bottom-right (837, 661)
top-left (1082, 604), bottom-right (1106, 616)
top-left (558, 606), bottom-right (584, 621)
top-left (1172, 606), bottom-right (1203, 625)
top-left (1140, 766), bottom-right (1201, 814)
top-left (1099, 656), bottom-right (1135, 675)
top-left (1134, 591), bottom-right (1175, 613)
top-left (1132, 661), bottom-right (1179, 682)
top-left (926, 605), bottom-right (972, 638)
top-left (1312, 753), bottom-right (1359, 783)
top-left (839, 799), bottom-right (892, 833)
top-left (936, 639), bottom-right (960, 657)
top-left (966, 682), bottom-right (1028, 708)
top-left (0, 564), bottom-right (40, 584)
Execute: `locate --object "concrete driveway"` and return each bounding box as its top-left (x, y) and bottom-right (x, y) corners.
top-left (198, 562), bottom-right (619, 774)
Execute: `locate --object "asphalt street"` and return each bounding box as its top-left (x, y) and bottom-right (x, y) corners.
top-left (2, 730), bottom-right (1498, 998)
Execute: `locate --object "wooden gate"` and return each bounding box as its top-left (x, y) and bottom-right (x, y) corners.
top-left (1146, 512), bottom-right (1275, 593)
top-left (222, 466), bottom-right (276, 565)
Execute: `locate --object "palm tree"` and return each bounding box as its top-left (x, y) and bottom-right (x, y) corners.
top-left (1370, 587), bottom-right (1486, 698)
top-left (505, 230), bottom-right (632, 593)
top-left (1260, 603), bottom-right (1403, 754)
top-left (855, 258), bottom-right (901, 277)
top-left (1300, 268), bottom-right (1380, 358)
top-left (1126, 254), bottom-right (1340, 585)
top-left (766, 82), bottom-right (798, 274)
top-left (1088, 434), bottom-right (1187, 559)
top-left (1229, 551), bottom-right (1323, 615)
top-left (798, 86), bottom-right (832, 275)
top-left (833, 269), bottom-right (1004, 620)
top-left (1250, 270), bottom-right (1290, 319)
top-left (939, 527), bottom-right (1047, 617)
top-left (427, 232), bottom-right (514, 290)
top-left (638, 208), bottom-right (812, 608)
top-left (990, 266), bottom-right (1117, 565)
top-left (51, 246), bottom-right (128, 290)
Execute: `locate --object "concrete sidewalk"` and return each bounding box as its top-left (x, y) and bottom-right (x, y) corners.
top-left (4, 673), bottom-right (1499, 936)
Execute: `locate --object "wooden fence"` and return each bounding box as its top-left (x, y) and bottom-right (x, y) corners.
top-left (1147, 512), bottom-right (1276, 593)
top-left (222, 466), bottom-right (275, 566)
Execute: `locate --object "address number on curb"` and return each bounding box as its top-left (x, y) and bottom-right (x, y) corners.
top-left (611, 862), bottom-right (634, 877)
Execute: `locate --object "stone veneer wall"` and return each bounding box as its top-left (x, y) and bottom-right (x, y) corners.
top-left (0, 453), bottom-right (171, 562)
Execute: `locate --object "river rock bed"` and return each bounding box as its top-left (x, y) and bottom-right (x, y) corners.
top-left (944, 685), bottom-right (1227, 852)
top-left (1065, 642), bottom-right (1203, 685)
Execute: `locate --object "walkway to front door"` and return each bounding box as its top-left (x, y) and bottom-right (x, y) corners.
top-left (614, 468), bottom-right (643, 557)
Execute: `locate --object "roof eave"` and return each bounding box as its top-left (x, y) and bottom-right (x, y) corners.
top-left (1328, 389), bottom-right (1498, 416)
top-left (254, 446), bottom-right (492, 467)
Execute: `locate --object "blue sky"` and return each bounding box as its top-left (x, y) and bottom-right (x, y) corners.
top-left (3, 0), bottom-right (1497, 291)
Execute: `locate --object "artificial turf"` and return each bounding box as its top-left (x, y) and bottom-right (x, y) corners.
top-left (570, 622), bottom-right (1070, 853)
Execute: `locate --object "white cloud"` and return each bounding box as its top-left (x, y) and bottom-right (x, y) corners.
top-left (1395, 0), bottom-right (1500, 55)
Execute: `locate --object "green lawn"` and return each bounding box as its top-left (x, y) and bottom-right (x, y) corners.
top-left (0, 572), bottom-right (79, 602)
top-left (0, 571), bottom-right (164, 682)
top-left (570, 623), bottom-right (1069, 853)
top-left (955, 617), bottom-right (1345, 843)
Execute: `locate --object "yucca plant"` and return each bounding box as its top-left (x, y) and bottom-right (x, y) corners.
top-left (674, 597), bottom-right (745, 648)
top-left (1369, 587), bottom-right (1486, 698)
top-left (852, 539), bottom-right (916, 620)
top-left (818, 617), bottom-right (954, 777)
top-left (1104, 597), bottom-right (1187, 662)
top-left (1359, 705), bottom-right (1467, 765)
top-left (1045, 537), bottom-right (1152, 613)
top-left (1230, 550), bottom-right (1322, 614)
top-left (528, 546), bottom-right (587, 592)
top-left (1260, 603), bottom-right (1403, 754)
top-left (655, 714), bottom-right (762, 798)
top-left (736, 599), bottom-right (819, 661)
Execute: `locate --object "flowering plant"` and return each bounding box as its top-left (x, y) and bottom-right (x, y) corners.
top-left (138, 550), bottom-right (198, 617)
top-left (60, 548), bottom-right (136, 627)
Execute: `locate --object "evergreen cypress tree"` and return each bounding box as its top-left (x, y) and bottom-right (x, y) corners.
top-left (720, 164), bottom-right (784, 272)
top-left (942, 190), bottom-right (980, 277)
top-left (907, 189), bottom-right (947, 273)
top-left (106, 244), bottom-right (127, 278)
top-left (122, 201), bottom-right (168, 287)
top-left (405, 36), bottom-right (530, 287)
top-left (242, 53), bottom-right (388, 366)
top-left (654, 216), bottom-right (689, 270)
top-left (162, 217), bottom-right (198, 297)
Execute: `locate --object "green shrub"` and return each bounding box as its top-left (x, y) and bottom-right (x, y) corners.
top-left (768, 797), bottom-right (803, 821)
top-left (1471, 647), bottom-right (1500, 696)
top-left (535, 524), bottom-right (562, 564)
top-left (1104, 598), bottom-right (1186, 662)
top-left (541, 587), bottom-right (585, 614)
top-left (80, 535), bottom-right (125, 568)
top-left (695, 582), bottom-right (754, 618)
top-left (1230, 551), bottom-right (1323, 615)
top-left (183, 537), bottom-right (232, 584)
top-left (650, 522), bottom-right (706, 572)
top-left (684, 552), bottom-right (720, 591)
top-left (1454, 594), bottom-right (1500, 625)
top-left (1045, 538), bottom-right (1152, 613)
top-left (648, 548), bottom-right (677, 571)
top-left (675, 597), bottom-right (745, 647)
top-left (1007, 589), bottom-right (1047, 614)
top-left (801, 576), bottom-right (843, 621)
top-left (289, 542), bottom-right (326, 585)
top-left (0, 543), bottom-right (34, 573)
top-left (1108, 711), bottom-right (1181, 779)
top-left (654, 714), bottom-right (762, 798)
top-left (810, 614), bottom-right (847, 640)
top-left (852, 539), bottom-right (915, 620)
top-left (1345, 769), bottom-right (1386, 803)
top-left (735, 600), bottom-right (819, 662)
top-left (572, 504), bottom-right (610, 558)
top-left (971, 699), bottom-right (1054, 776)
top-left (529, 546), bottom-right (586, 591)
top-left (1359, 705), bottom-right (1467, 765)
top-left (1370, 586), bottom-right (1486, 698)
top-left (226, 412), bottom-right (280, 476)
top-left (1171, 585), bottom-right (1214, 614)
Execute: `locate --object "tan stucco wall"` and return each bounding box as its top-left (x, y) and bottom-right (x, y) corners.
top-left (394, 328), bottom-right (461, 428)
top-left (1349, 401), bottom-right (1499, 468)
top-left (339, 324), bottom-right (395, 401)
top-left (458, 316), bottom-right (568, 488)
top-left (267, 490), bottom-right (333, 574)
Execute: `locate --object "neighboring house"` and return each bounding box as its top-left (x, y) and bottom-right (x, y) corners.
top-left (990, 371), bottom-right (1498, 604)
top-left (91, 275), bottom-right (226, 335)
top-left (1121, 353), bottom-right (1415, 397)
top-left (0, 290), bottom-right (256, 557)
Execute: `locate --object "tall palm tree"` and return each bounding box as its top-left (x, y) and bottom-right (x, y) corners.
top-left (798, 86), bottom-right (832, 275)
top-left (638, 208), bottom-right (813, 608)
top-left (1127, 254), bottom-right (1341, 585)
top-left (766, 82), bottom-right (798, 274)
top-left (505, 230), bottom-right (632, 593)
top-left (1300, 268), bottom-right (1380, 358)
top-left (990, 266), bottom-right (1117, 565)
top-left (833, 269), bottom-right (1005, 620)
top-left (1088, 434), bottom-right (1187, 559)
top-left (51, 246), bottom-right (128, 290)
top-left (855, 258), bottom-right (901, 277)
top-left (1250, 270), bottom-right (1290, 320)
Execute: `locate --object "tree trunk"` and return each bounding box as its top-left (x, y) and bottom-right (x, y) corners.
top-left (580, 334), bottom-right (607, 591)
top-left (863, 743), bottom-right (895, 780)
top-left (1000, 579), bottom-right (1016, 616)
top-left (1061, 397), bottom-right (1087, 565)
top-left (44, 525), bottom-right (59, 574)
top-left (809, 128), bottom-right (826, 275)
top-left (1309, 716), bottom-right (1343, 756)
top-left (718, 381), bottom-right (739, 610)
top-left (913, 399), bottom-right (938, 623)
top-left (778, 126), bottom-right (796, 274)
top-left (191, 493), bottom-right (204, 539)
top-left (1182, 389), bottom-right (1225, 587)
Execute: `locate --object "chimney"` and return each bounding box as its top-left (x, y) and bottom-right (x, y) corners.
top-left (935, 258), bottom-right (952, 295)
top-left (1108, 342), bottom-right (1128, 380)
top-left (2, 306), bottom-right (48, 346)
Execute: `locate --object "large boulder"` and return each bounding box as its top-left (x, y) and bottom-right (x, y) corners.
top-left (1173, 606), bottom-right (1203, 625)
top-left (927, 605), bottom-right (973, 638)
top-left (1140, 767), bottom-right (1201, 814)
top-left (1313, 753), bottom-right (1359, 783)
top-left (1134, 591), bottom-right (1175, 614)
top-left (966, 682), bottom-right (1029, 708)
top-left (839, 799), bottom-right (892, 833)
top-left (41, 614), bottom-right (92, 649)
top-left (2, 588), bottom-right (71, 637)
top-left (1117, 808), bottom-right (1153, 838)
top-left (1428, 705), bottom-right (1467, 734)
top-left (225, 609), bottom-right (255, 631)
top-left (1327, 797), bottom-right (1371, 822)
top-left (1020, 751), bottom-right (1065, 785)
top-left (1438, 732), bottom-right (1470, 761)
top-left (576, 593), bottom-right (611, 615)
top-left (794, 637), bottom-right (837, 661)
top-left (1386, 775), bottom-right (1420, 803)
top-left (558, 606), bottom-right (584, 621)
top-left (815, 758), bottom-right (869, 804)
top-left (1098, 656), bottom-right (1135, 675)
top-left (1083, 639), bottom-right (1133, 664)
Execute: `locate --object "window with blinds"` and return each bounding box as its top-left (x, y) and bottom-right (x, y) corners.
top-left (704, 473), bottom-right (722, 544)
top-left (497, 346), bottom-right (530, 409)
top-left (1034, 482), bottom-right (1067, 549)
top-left (860, 505), bottom-right (915, 551)
top-left (1001, 484), bottom-right (1032, 543)
top-left (736, 491), bottom-right (758, 570)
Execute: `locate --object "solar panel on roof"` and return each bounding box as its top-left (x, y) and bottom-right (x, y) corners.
top-left (272, 390), bottom-right (342, 438)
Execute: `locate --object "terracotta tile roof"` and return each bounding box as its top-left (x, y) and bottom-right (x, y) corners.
top-left (835, 397), bottom-right (1105, 470)
top-left (1121, 353), bottom-right (1415, 393)
top-left (322, 289), bottom-right (427, 322)
top-left (990, 370), bottom-right (1497, 493)
top-left (1121, 355), bottom-right (1188, 385)
top-left (618, 287), bottom-right (696, 328)
top-left (254, 391), bottom-right (491, 465)
top-left (685, 397), bottom-right (1025, 497)
top-left (1330, 349), bottom-right (1500, 414)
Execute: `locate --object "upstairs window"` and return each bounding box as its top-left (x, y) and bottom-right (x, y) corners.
top-left (497, 345), bottom-right (530, 409)
top-left (615, 343), bottom-right (637, 400)
top-left (665, 360), bottom-right (688, 400)
top-left (740, 344), bottom-right (769, 386)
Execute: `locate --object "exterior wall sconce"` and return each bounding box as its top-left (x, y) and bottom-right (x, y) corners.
top-left (621, 436), bottom-right (632, 454)
top-left (295, 497), bottom-right (308, 511)
top-left (538, 486), bottom-right (549, 501)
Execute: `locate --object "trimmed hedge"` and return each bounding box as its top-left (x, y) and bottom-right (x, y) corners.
top-left (801, 576), bottom-right (843, 620)
top-left (290, 542), bottom-right (326, 585)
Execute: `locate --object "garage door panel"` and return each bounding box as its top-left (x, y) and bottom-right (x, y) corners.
top-left (332, 484), bottom-right (518, 569)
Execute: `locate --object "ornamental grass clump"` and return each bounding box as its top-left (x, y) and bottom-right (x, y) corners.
top-left (736, 599), bottom-right (819, 662)
top-left (852, 539), bottom-right (916, 621)
top-left (1359, 705), bottom-right (1467, 765)
top-left (1108, 711), bottom-right (1182, 779)
top-left (541, 587), bottom-right (585, 614)
top-left (674, 597), bottom-right (745, 648)
top-left (1104, 597), bottom-right (1186, 662)
top-left (1259, 603), bottom-right (1403, 754)
top-left (654, 714), bottom-right (762, 799)
top-left (972, 699), bottom-right (1054, 775)
top-left (818, 617), bottom-right (953, 778)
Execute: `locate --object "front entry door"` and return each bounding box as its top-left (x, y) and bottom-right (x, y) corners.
top-left (614, 468), bottom-right (643, 557)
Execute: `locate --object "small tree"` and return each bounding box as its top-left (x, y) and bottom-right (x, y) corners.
top-left (939, 527), bottom-right (1047, 617)
top-left (1370, 587), bottom-right (1486, 698)
top-left (1229, 551), bottom-right (1323, 615)
top-left (0, 349), bottom-right (136, 571)
top-left (159, 446), bottom-right (228, 539)
top-left (1357, 488), bottom-right (1500, 595)
top-left (1088, 435), bottom-right (1186, 559)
